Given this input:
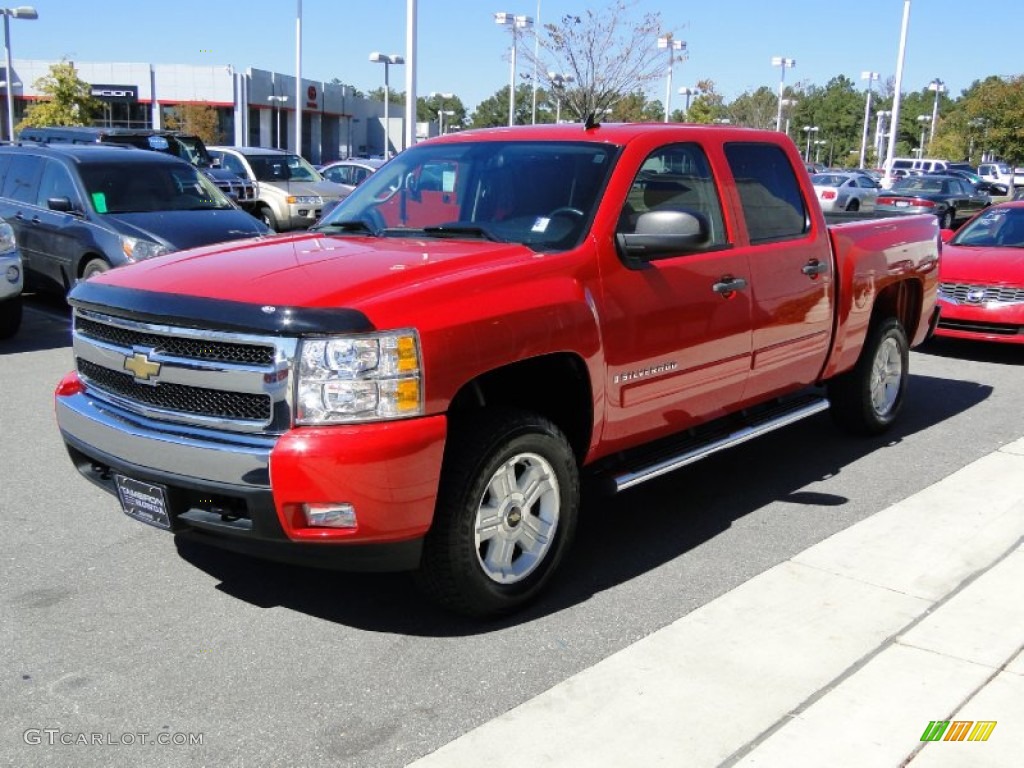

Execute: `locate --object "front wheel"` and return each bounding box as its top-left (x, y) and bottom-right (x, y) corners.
top-left (81, 258), bottom-right (110, 281)
top-left (416, 410), bottom-right (580, 617)
top-left (258, 206), bottom-right (279, 231)
top-left (828, 317), bottom-right (909, 435)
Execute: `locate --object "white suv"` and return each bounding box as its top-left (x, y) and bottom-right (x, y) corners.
top-left (208, 147), bottom-right (350, 231)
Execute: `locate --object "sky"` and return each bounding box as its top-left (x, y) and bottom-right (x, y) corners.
top-left (13, 0), bottom-right (1024, 113)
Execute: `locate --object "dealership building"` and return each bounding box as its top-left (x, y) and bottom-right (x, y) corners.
top-left (5, 59), bottom-right (423, 163)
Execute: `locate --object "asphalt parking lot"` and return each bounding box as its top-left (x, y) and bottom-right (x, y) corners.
top-left (1, 297), bottom-right (1021, 767)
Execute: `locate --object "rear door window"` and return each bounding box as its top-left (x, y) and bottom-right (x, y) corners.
top-left (1, 154), bottom-right (43, 205)
top-left (36, 159), bottom-right (81, 209)
top-left (724, 143), bottom-right (809, 244)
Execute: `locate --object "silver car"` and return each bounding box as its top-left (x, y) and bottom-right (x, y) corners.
top-left (0, 220), bottom-right (23, 339)
top-left (811, 172), bottom-right (880, 213)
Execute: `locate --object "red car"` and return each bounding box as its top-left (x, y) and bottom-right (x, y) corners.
top-left (936, 201), bottom-right (1024, 343)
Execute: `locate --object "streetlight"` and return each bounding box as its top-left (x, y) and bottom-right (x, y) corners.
top-left (882, 0), bottom-right (912, 188)
top-left (495, 12), bottom-right (532, 127)
top-left (927, 78), bottom-right (945, 144)
top-left (369, 51), bottom-right (404, 157)
top-left (780, 97), bottom-right (797, 136)
top-left (657, 33), bottom-right (686, 122)
top-left (548, 71), bottom-right (574, 123)
top-left (814, 139), bottom-right (827, 164)
top-left (678, 86), bottom-right (700, 121)
top-left (268, 94), bottom-right (288, 150)
top-left (771, 55), bottom-right (795, 132)
top-left (430, 91), bottom-right (454, 135)
top-left (874, 110), bottom-right (892, 167)
top-left (802, 125), bottom-right (820, 162)
top-left (859, 71), bottom-right (879, 169)
top-left (2, 5), bottom-right (37, 142)
top-left (917, 114), bottom-right (931, 157)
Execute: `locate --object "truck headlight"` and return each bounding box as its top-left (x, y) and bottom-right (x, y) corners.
top-left (0, 221), bottom-right (16, 254)
top-left (296, 330), bottom-right (423, 424)
top-left (122, 236), bottom-right (173, 262)
top-left (287, 195), bottom-right (322, 205)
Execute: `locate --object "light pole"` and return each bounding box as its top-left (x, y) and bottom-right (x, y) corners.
top-left (430, 91), bottom-right (453, 135)
top-left (883, 0), bottom-right (912, 188)
top-left (268, 94), bottom-right (288, 149)
top-left (658, 33), bottom-right (686, 122)
top-left (927, 78), bottom-right (945, 145)
top-left (369, 51), bottom-right (404, 157)
top-left (859, 71), bottom-right (879, 169)
top-left (771, 56), bottom-right (795, 132)
top-left (780, 98), bottom-right (797, 136)
top-left (874, 110), bottom-right (891, 167)
top-left (678, 86), bottom-right (700, 121)
top-left (548, 71), bottom-right (573, 123)
top-left (495, 11), bottom-right (533, 127)
top-left (802, 125), bottom-right (820, 162)
top-left (916, 115), bottom-right (931, 157)
top-left (2, 5), bottom-right (36, 142)
top-left (814, 139), bottom-right (827, 164)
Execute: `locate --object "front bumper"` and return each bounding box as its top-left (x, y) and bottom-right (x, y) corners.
top-left (935, 298), bottom-right (1024, 344)
top-left (56, 386), bottom-right (448, 570)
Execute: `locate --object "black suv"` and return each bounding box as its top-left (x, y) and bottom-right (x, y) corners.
top-left (0, 143), bottom-right (270, 294)
top-left (17, 126), bottom-right (258, 209)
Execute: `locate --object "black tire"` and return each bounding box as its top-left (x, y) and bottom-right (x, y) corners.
top-left (939, 209), bottom-right (955, 229)
top-left (258, 206), bottom-right (279, 231)
top-left (846, 198), bottom-right (860, 212)
top-left (81, 258), bottom-right (110, 281)
top-left (0, 296), bottom-right (22, 339)
top-left (828, 317), bottom-right (909, 435)
top-left (416, 409), bottom-right (580, 617)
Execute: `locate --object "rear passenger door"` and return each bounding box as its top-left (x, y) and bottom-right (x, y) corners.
top-left (723, 142), bottom-right (833, 402)
top-left (0, 154), bottom-right (47, 288)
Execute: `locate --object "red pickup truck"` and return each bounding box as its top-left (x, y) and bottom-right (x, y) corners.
top-left (55, 123), bottom-right (940, 616)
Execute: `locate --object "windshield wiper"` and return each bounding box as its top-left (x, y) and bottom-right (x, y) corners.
top-left (422, 224), bottom-right (504, 242)
top-left (313, 218), bottom-right (380, 236)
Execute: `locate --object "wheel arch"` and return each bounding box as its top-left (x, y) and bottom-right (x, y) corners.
top-left (870, 277), bottom-right (924, 343)
top-left (447, 352), bottom-right (594, 464)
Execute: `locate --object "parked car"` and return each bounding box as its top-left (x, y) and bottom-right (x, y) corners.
top-left (17, 126), bottom-right (259, 210)
top-left (811, 171), bottom-right (879, 212)
top-left (927, 168), bottom-right (1009, 202)
top-left (977, 162), bottom-right (1024, 187)
top-left (875, 174), bottom-right (990, 229)
top-left (0, 143), bottom-right (270, 295)
top-left (0, 220), bottom-right (22, 339)
top-left (318, 157), bottom-right (384, 192)
top-left (208, 146), bottom-right (350, 231)
top-left (934, 201), bottom-right (1024, 344)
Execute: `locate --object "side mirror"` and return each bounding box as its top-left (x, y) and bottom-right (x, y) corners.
top-left (47, 196), bottom-right (76, 213)
top-left (617, 210), bottom-right (711, 268)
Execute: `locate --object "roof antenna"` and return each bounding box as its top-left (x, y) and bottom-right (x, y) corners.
top-left (584, 112), bottom-right (600, 130)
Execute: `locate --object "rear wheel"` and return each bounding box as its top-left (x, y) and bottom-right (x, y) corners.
top-left (828, 317), bottom-right (909, 435)
top-left (846, 198), bottom-right (860, 212)
top-left (416, 409), bottom-right (580, 617)
top-left (939, 209), bottom-right (955, 229)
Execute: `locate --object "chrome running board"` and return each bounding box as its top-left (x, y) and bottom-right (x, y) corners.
top-left (609, 395), bottom-right (830, 492)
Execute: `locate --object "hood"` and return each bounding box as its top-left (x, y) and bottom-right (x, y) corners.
top-left (103, 210), bottom-right (271, 250)
top-left (90, 232), bottom-right (543, 309)
top-left (941, 243), bottom-right (1024, 286)
top-left (203, 167), bottom-right (248, 183)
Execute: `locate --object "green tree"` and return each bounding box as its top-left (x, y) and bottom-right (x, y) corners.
top-left (417, 92), bottom-right (469, 132)
top-left (727, 86), bottom-right (777, 129)
top-left (612, 90), bottom-right (661, 122)
top-left (18, 60), bottom-right (100, 131)
top-left (367, 87), bottom-right (405, 108)
top-left (163, 103), bottom-right (222, 145)
top-left (684, 80), bottom-right (725, 124)
top-left (961, 75), bottom-right (1024, 168)
top-left (526, 0), bottom-right (668, 122)
top-left (470, 84), bottom-right (535, 128)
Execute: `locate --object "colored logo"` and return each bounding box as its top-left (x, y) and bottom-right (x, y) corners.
top-left (124, 352), bottom-right (161, 383)
top-left (921, 720), bottom-right (997, 742)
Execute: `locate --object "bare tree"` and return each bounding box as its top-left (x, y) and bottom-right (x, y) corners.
top-left (525, 0), bottom-right (668, 122)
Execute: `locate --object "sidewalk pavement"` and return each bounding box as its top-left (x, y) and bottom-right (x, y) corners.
top-left (410, 438), bottom-right (1024, 768)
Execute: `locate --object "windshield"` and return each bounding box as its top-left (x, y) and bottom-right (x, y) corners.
top-left (952, 206), bottom-right (1024, 248)
top-left (79, 162), bottom-right (235, 214)
top-left (174, 136), bottom-right (213, 168)
top-left (247, 153), bottom-right (322, 183)
top-left (313, 140), bottom-right (618, 251)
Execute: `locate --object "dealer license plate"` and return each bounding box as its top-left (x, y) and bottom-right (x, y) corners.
top-left (114, 475), bottom-right (171, 530)
top-left (895, 200), bottom-right (910, 207)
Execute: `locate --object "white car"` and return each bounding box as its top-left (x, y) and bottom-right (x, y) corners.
top-left (0, 220), bottom-right (23, 339)
top-left (811, 172), bottom-right (880, 213)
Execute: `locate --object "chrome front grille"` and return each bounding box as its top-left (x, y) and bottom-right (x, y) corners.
top-left (939, 282), bottom-right (1024, 305)
top-left (73, 310), bottom-right (296, 433)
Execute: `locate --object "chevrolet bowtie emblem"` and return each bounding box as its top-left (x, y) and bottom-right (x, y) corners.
top-left (124, 352), bottom-right (161, 382)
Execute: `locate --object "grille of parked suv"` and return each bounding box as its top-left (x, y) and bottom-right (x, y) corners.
top-left (207, 174), bottom-right (257, 202)
top-left (72, 310), bottom-right (293, 432)
top-left (939, 282), bottom-right (1024, 305)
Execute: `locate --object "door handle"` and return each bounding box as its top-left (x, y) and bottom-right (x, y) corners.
top-left (713, 276), bottom-right (748, 295)
top-left (802, 259), bottom-right (828, 277)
